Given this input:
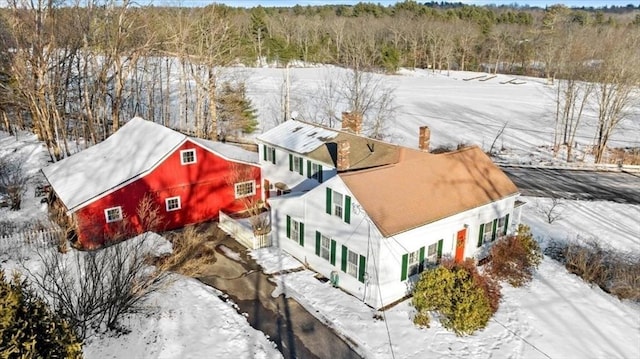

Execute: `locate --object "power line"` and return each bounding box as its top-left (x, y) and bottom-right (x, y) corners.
top-left (490, 317), bottom-right (553, 359)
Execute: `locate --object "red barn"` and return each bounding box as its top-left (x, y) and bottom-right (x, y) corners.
top-left (42, 117), bottom-right (262, 249)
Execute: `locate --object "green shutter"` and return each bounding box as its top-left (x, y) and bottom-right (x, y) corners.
top-left (315, 231), bottom-right (321, 256)
top-left (289, 154), bottom-right (293, 171)
top-left (358, 255), bottom-right (366, 283)
top-left (326, 188), bottom-right (332, 214)
top-left (286, 215), bottom-right (291, 239)
top-left (298, 158), bottom-right (304, 175)
top-left (307, 161), bottom-right (312, 178)
top-left (341, 245), bottom-right (347, 272)
top-left (477, 223), bottom-right (485, 247)
top-left (263, 145), bottom-right (267, 160)
top-left (271, 148), bottom-right (276, 164)
top-left (318, 165), bottom-right (323, 183)
top-left (299, 222), bottom-right (305, 246)
top-left (504, 214), bottom-right (510, 234)
top-left (491, 219), bottom-right (498, 241)
top-left (344, 195), bottom-right (351, 224)
top-left (401, 253), bottom-right (408, 281)
top-left (418, 246), bottom-right (425, 272)
top-left (437, 239), bottom-right (443, 260)
top-left (330, 240), bottom-right (336, 265)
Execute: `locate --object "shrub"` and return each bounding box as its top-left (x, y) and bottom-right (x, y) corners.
top-left (486, 224), bottom-right (542, 287)
top-left (0, 270), bottom-right (83, 358)
top-left (158, 225), bottom-right (219, 277)
top-left (412, 259), bottom-right (495, 335)
top-left (443, 259), bottom-right (502, 314)
top-left (27, 233), bottom-right (170, 340)
top-left (555, 239), bottom-right (640, 302)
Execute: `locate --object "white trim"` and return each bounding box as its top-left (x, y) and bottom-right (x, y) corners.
top-left (104, 206), bottom-right (123, 223)
top-left (234, 180), bottom-right (256, 199)
top-left (165, 196), bottom-right (181, 211)
top-left (180, 149), bottom-right (197, 165)
top-left (65, 138), bottom-right (261, 215)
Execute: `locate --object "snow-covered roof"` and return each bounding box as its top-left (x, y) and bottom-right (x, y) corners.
top-left (256, 120), bottom-right (338, 154)
top-left (43, 118), bottom-right (186, 212)
top-left (190, 137), bottom-right (258, 164)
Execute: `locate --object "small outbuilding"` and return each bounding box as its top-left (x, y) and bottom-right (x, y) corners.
top-left (42, 117), bottom-right (262, 249)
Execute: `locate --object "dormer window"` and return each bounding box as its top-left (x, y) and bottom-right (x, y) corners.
top-left (180, 149), bottom-right (196, 165)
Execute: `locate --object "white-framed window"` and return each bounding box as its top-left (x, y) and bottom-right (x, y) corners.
top-left (293, 156), bottom-right (303, 174)
top-left (265, 146), bottom-right (276, 164)
top-left (165, 196), bottom-right (181, 211)
top-left (333, 191), bottom-right (343, 218)
top-left (320, 234), bottom-right (331, 261)
top-left (180, 149), bottom-right (196, 165)
top-left (426, 242), bottom-right (438, 265)
top-left (483, 220), bottom-right (494, 243)
top-left (497, 216), bottom-right (507, 237)
top-left (234, 180), bottom-right (256, 199)
top-left (310, 162), bottom-right (323, 182)
top-left (291, 219), bottom-right (300, 242)
top-left (104, 206), bottom-right (123, 223)
top-left (408, 250), bottom-right (420, 276)
top-left (347, 249), bottom-right (359, 277)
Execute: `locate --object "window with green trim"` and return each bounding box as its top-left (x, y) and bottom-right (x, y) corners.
top-left (325, 188), bottom-right (351, 224)
top-left (401, 239), bottom-right (443, 281)
top-left (426, 242), bottom-right (438, 265)
top-left (263, 145), bottom-right (276, 164)
top-left (497, 215), bottom-right (509, 238)
top-left (308, 161), bottom-right (323, 182)
top-left (408, 250), bottom-right (420, 277)
top-left (341, 245), bottom-right (366, 282)
top-left (289, 154), bottom-right (304, 175)
top-left (347, 250), bottom-right (358, 277)
top-left (482, 220), bottom-right (493, 243)
top-left (320, 234), bottom-right (331, 261)
top-left (286, 215), bottom-right (304, 246)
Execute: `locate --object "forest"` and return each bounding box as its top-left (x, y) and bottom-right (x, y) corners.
top-left (0, 0), bottom-right (638, 163)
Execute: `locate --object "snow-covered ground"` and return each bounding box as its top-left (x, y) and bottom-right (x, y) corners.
top-left (252, 196), bottom-right (640, 358)
top-left (240, 67), bottom-right (639, 165)
top-left (1, 67), bottom-right (639, 358)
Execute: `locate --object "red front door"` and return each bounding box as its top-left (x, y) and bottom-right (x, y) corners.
top-left (455, 228), bottom-right (467, 263)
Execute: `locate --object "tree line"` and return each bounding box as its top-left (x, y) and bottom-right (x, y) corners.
top-left (0, 0), bottom-right (638, 163)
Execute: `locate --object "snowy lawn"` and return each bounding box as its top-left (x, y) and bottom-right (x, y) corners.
top-left (250, 199), bottom-right (640, 359)
top-left (2, 66), bottom-right (639, 358)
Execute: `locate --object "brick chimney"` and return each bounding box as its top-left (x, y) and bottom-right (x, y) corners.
top-left (336, 140), bottom-right (351, 171)
top-left (419, 126), bottom-right (431, 152)
top-left (341, 112), bottom-right (363, 134)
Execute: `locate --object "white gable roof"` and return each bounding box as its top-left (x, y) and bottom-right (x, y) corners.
top-left (256, 120), bottom-right (338, 155)
top-left (190, 137), bottom-right (258, 165)
top-left (42, 117), bottom-right (186, 212)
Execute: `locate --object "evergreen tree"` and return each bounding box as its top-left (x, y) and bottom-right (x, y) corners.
top-left (0, 270), bottom-right (83, 358)
top-left (216, 81), bottom-right (258, 141)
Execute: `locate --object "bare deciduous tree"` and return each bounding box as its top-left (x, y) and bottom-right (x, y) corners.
top-left (535, 198), bottom-right (565, 224)
top-left (0, 155), bottom-right (29, 210)
top-left (590, 28), bottom-right (640, 163)
top-left (26, 230), bottom-right (171, 340)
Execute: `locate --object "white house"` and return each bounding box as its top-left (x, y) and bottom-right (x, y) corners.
top-left (256, 116), bottom-right (523, 309)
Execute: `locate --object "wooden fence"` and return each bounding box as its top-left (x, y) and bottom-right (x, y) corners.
top-left (218, 211), bottom-right (271, 250)
top-left (0, 228), bottom-right (62, 254)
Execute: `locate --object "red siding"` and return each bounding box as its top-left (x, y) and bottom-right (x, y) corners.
top-left (74, 140), bottom-right (261, 249)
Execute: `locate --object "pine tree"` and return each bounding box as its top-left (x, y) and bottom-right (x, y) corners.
top-left (0, 270), bottom-right (83, 358)
top-left (216, 81), bottom-right (258, 141)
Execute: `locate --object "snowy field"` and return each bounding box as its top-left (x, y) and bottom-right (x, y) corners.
top-left (239, 67), bottom-right (640, 165)
top-left (1, 67), bottom-right (639, 358)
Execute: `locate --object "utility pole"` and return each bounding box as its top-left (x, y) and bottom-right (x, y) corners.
top-left (284, 63), bottom-right (290, 122)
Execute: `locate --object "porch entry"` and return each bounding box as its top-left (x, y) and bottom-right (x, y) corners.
top-left (455, 228), bottom-right (467, 262)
